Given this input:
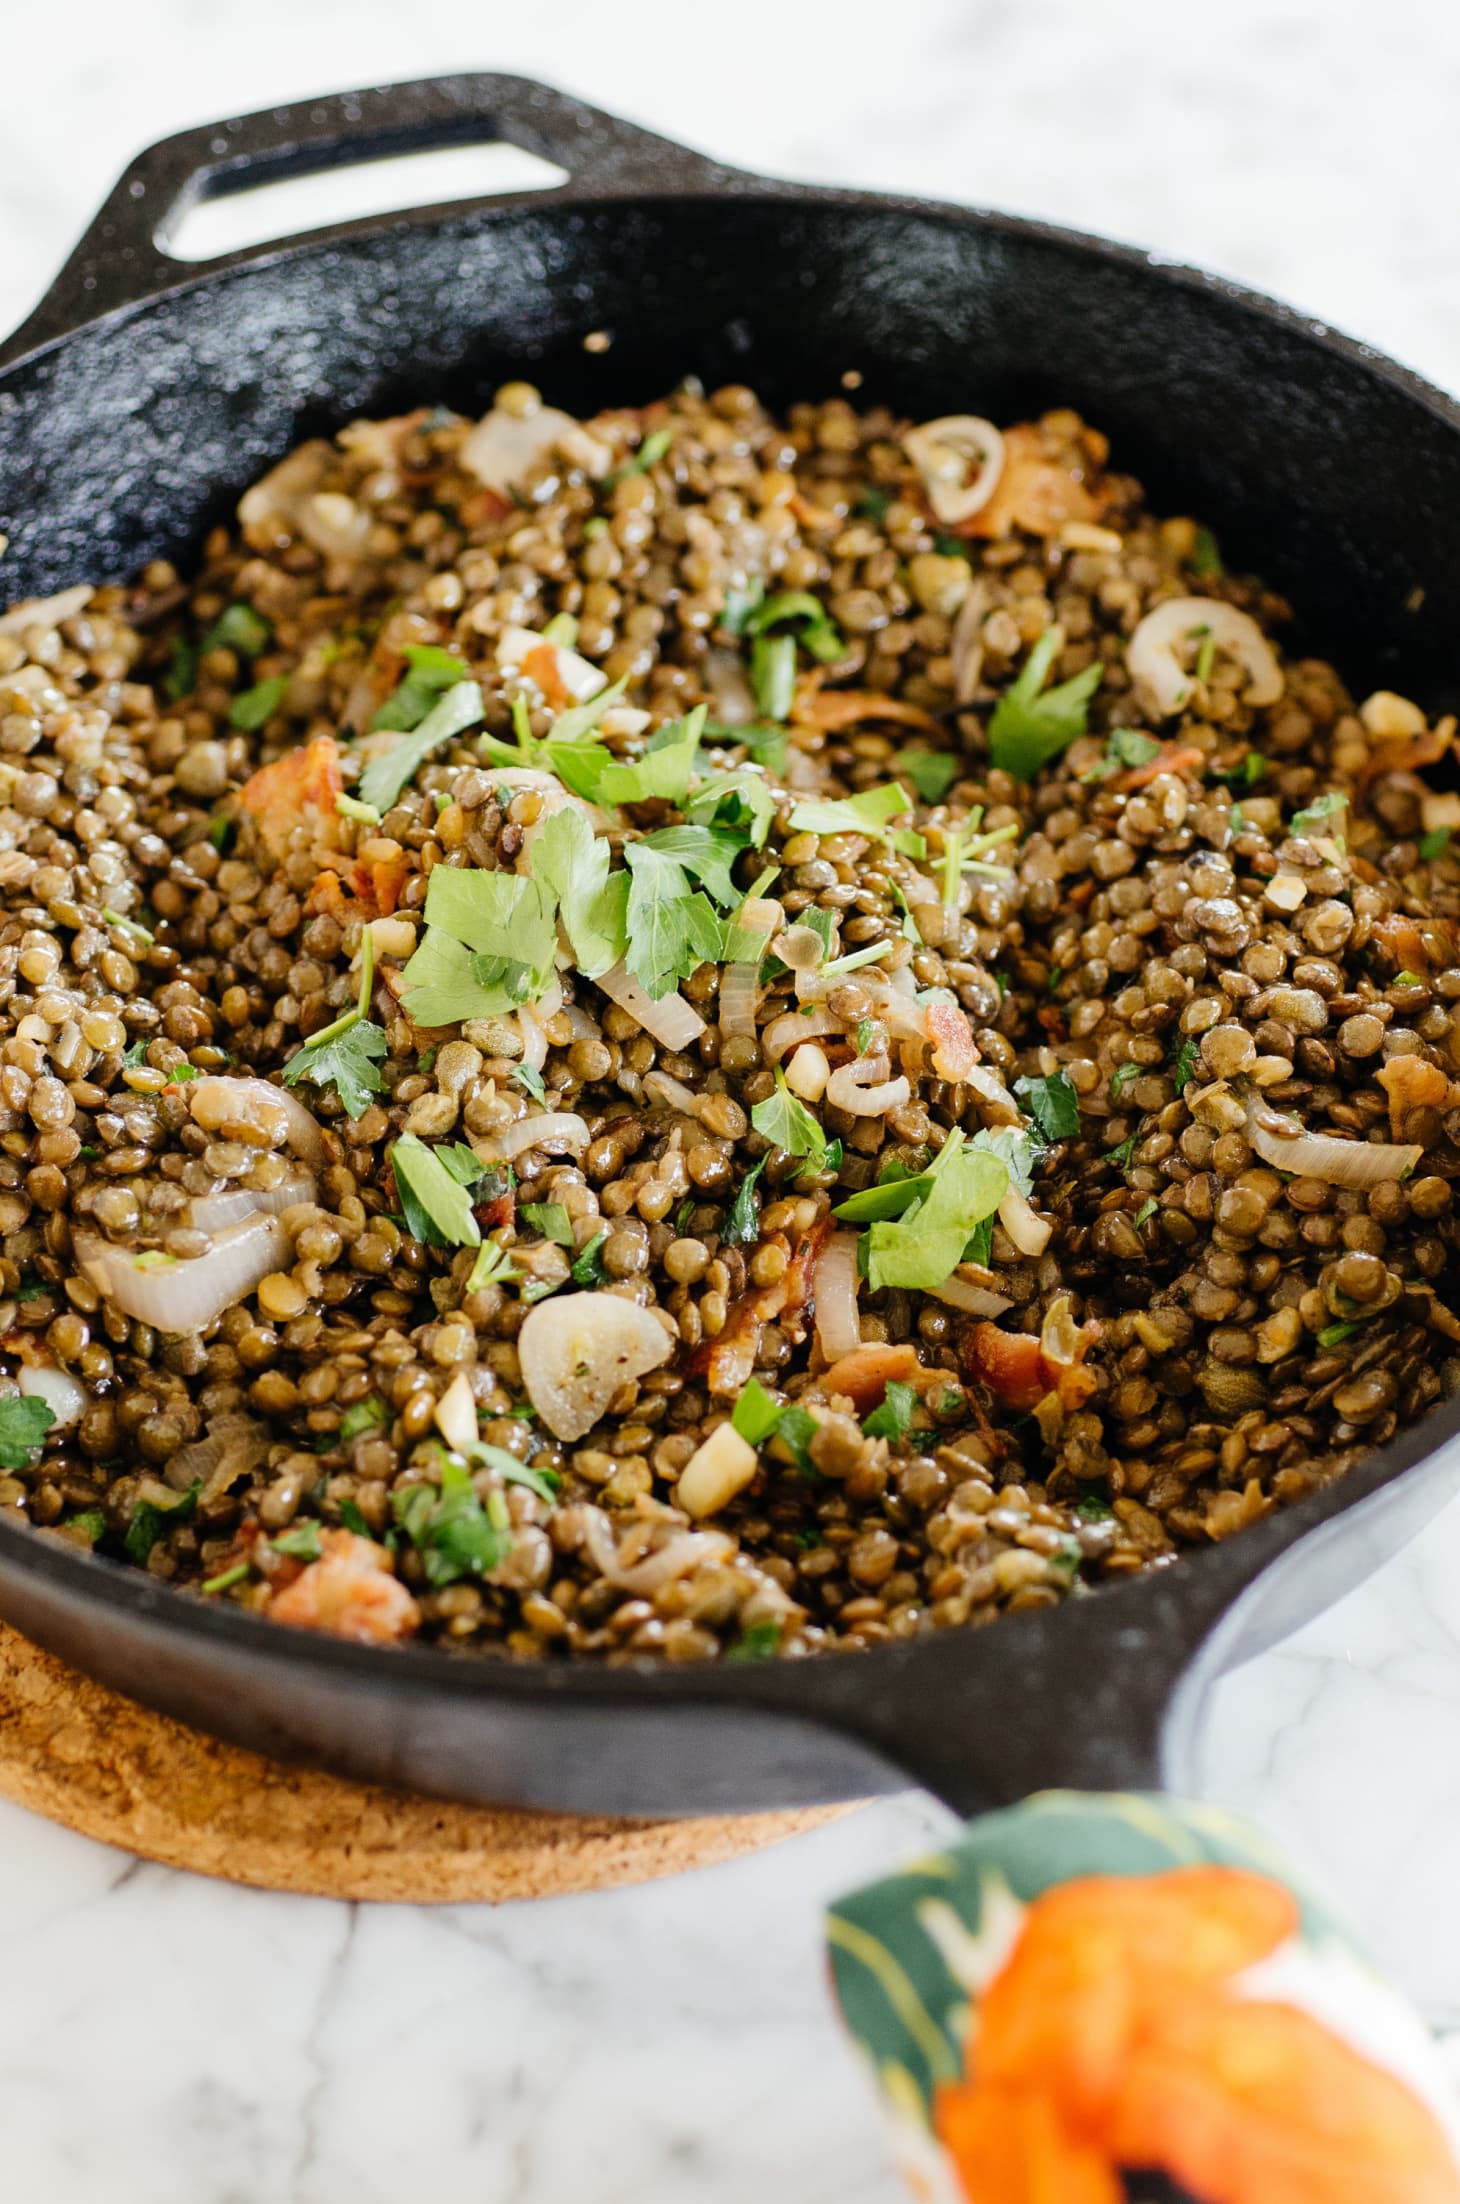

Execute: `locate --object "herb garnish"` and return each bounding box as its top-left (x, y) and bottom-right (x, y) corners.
top-left (281, 928), bottom-right (387, 1118)
top-left (750, 1070), bottom-right (833, 1171)
top-left (988, 629), bottom-right (1104, 780)
top-left (861, 1381), bottom-right (918, 1443)
top-left (898, 747), bottom-right (959, 803)
top-left (721, 1156), bottom-right (767, 1247)
top-left (1170, 1036), bottom-right (1202, 1093)
top-left (390, 1134), bottom-right (485, 1249)
top-left (1012, 1070), bottom-right (1080, 1142)
top-left (392, 1457), bottom-right (511, 1586)
top-left (0, 1394), bottom-right (54, 1469)
top-left (788, 783), bottom-right (925, 857)
top-left (359, 679), bottom-right (484, 815)
top-left (229, 675), bottom-right (289, 732)
top-left (520, 1201), bottom-right (575, 1247)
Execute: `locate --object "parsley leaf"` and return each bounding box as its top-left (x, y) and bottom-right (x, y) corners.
top-left (721, 1156), bottom-right (767, 1247)
top-left (339, 1398), bottom-right (388, 1443)
top-left (396, 931), bottom-right (538, 1026)
top-left (201, 603), bottom-right (271, 658)
top-left (683, 767), bottom-right (776, 849)
top-left (527, 804), bottom-right (628, 980)
top-left (272, 1522), bottom-right (324, 1561)
top-left (732, 1378), bottom-right (784, 1446)
top-left (725, 1619), bottom-right (783, 1661)
top-left (371, 643), bottom-right (472, 732)
top-left (359, 680), bottom-right (484, 814)
top-left (1190, 525), bottom-right (1224, 578)
top-left (392, 1457), bottom-right (510, 1587)
top-left (390, 1134), bottom-right (483, 1248)
top-left (1134, 1197), bottom-right (1159, 1227)
top-left (1171, 1035), bottom-right (1202, 1093)
top-left (0, 1394), bottom-right (54, 1470)
top-left (741, 589), bottom-right (844, 664)
top-left (465, 1237), bottom-right (520, 1292)
top-left (520, 1201), bottom-right (574, 1247)
top-left (623, 842), bottom-right (723, 998)
top-left (570, 1230), bottom-right (610, 1286)
top-left (988, 630), bottom-right (1104, 780)
top-left (512, 1064), bottom-right (548, 1104)
top-left (1082, 727), bottom-right (1162, 782)
top-left (788, 783), bottom-right (925, 857)
top-left (864, 1130), bottom-right (1008, 1292)
top-left (1012, 1070), bottom-right (1080, 1141)
top-left (639, 824), bottom-right (746, 908)
top-left (861, 1380), bottom-right (918, 1443)
top-left (125, 1479), bottom-right (199, 1565)
top-left (1110, 1061), bottom-right (1142, 1100)
top-left (750, 1070), bottom-right (831, 1168)
top-left (338, 1497), bottom-right (373, 1537)
top-left (553, 707), bottom-right (704, 807)
top-left (1420, 827), bottom-right (1452, 861)
top-left (282, 1018), bottom-right (387, 1119)
top-left (1289, 789), bottom-right (1348, 843)
top-left (400, 864), bottom-right (558, 1024)
top-left (750, 633), bottom-right (796, 720)
top-left (898, 747), bottom-right (959, 803)
top-left (229, 675), bottom-right (289, 732)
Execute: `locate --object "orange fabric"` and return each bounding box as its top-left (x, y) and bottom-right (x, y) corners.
top-left (933, 1868), bottom-right (1460, 2204)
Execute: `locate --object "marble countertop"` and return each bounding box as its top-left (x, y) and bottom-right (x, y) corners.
top-left (6, 2), bottom-right (1460, 2197)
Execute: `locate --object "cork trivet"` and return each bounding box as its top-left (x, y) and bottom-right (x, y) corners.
top-left (0, 1624), bottom-right (849, 1900)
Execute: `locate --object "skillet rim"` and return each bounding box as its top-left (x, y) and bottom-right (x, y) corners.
top-left (3, 142), bottom-right (1460, 1736)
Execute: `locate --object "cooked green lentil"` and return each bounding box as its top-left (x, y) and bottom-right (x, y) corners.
top-left (0, 382), bottom-right (1456, 1662)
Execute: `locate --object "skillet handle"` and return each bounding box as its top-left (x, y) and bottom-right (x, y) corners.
top-left (1, 73), bottom-right (736, 365)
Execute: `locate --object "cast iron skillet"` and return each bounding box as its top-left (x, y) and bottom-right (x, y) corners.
top-left (1, 73), bottom-right (1459, 1820)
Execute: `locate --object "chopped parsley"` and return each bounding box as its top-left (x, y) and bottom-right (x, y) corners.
top-left (622, 840), bottom-right (724, 999)
top-left (855, 1017), bottom-right (877, 1056)
top-left (400, 862), bottom-right (558, 1025)
top-left (528, 804), bottom-right (628, 980)
top-left (392, 1457), bottom-right (511, 1587)
top-left (520, 1201), bottom-right (574, 1247)
top-left (339, 1397), bottom-right (389, 1443)
top-left (749, 632), bottom-right (796, 720)
top-left (751, 1070), bottom-right (832, 1170)
top-left (739, 589), bottom-right (844, 665)
top-left (390, 1134), bottom-right (484, 1249)
top-left (335, 792), bottom-right (382, 827)
top-left (1289, 789), bottom-right (1348, 844)
top-left (988, 630), bottom-right (1104, 780)
top-left (788, 783), bottom-right (925, 857)
top-left (1170, 1035), bottom-right (1202, 1093)
top-left (1110, 1061), bottom-right (1142, 1101)
top-left (359, 679), bottom-right (484, 814)
top-left (550, 705), bottom-right (704, 808)
top-left (282, 1018), bottom-right (386, 1119)
top-left (338, 1497), bottom-right (373, 1537)
top-left (124, 1478), bottom-right (199, 1565)
top-left (732, 1378), bottom-right (784, 1446)
top-left (570, 1230), bottom-right (610, 1287)
top-left (1317, 1317), bottom-right (1375, 1348)
top-left (861, 1381), bottom-right (918, 1443)
top-left (1076, 1492), bottom-right (1115, 1522)
top-left (897, 748), bottom-right (959, 803)
top-left (1420, 827), bottom-right (1452, 861)
top-left (512, 1063), bottom-right (548, 1104)
top-left (1134, 1197), bottom-right (1159, 1227)
top-left (1012, 1070), bottom-right (1080, 1141)
top-left (639, 823), bottom-right (747, 909)
top-left (861, 1129), bottom-right (1009, 1293)
top-left (228, 675), bottom-right (289, 732)
top-left (1190, 525), bottom-right (1224, 578)
top-left (201, 603), bottom-right (272, 658)
top-left (0, 1394), bottom-right (54, 1469)
top-left (1081, 727), bottom-right (1162, 782)
top-left (683, 766), bottom-right (776, 848)
top-left (725, 1619), bottom-right (783, 1661)
top-left (371, 644), bottom-right (472, 732)
top-left (465, 1238), bottom-right (519, 1292)
top-left (272, 1522), bottom-right (324, 1562)
top-left (721, 1156), bottom-right (767, 1247)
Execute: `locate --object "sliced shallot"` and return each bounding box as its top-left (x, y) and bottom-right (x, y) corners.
top-left (1244, 1094), bottom-right (1422, 1187)
top-left (904, 416), bottom-right (1005, 526)
top-left (595, 961), bottom-right (706, 1050)
top-left (1128, 598), bottom-right (1283, 719)
top-left (763, 1007), bottom-right (842, 1063)
top-left (825, 1056), bottom-right (911, 1116)
top-left (478, 1112), bottom-right (590, 1163)
top-left (719, 897), bottom-right (782, 1041)
top-left (813, 1229), bottom-right (863, 1361)
top-left (461, 402), bottom-right (612, 494)
top-left (580, 1510), bottom-right (735, 1593)
top-left (186, 1075), bottom-right (325, 1170)
top-left (998, 1187), bottom-right (1053, 1257)
top-left (75, 1214), bottom-right (291, 1335)
top-left (518, 1292), bottom-right (674, 1442)
top-left (933, 1273), bottom-right (1015, 1318)
top-left (18, 1363), bottom-right (87, 1428)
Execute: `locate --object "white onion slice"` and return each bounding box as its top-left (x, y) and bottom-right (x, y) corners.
top-left (478, 1111), bottom-right (590, 1162)
top-left (719, 897), bottom-right (782, 1042)
top-left (763, 1007), bottom-right (842, 1063)
top-left (1244, 1096), bottom-right (1422, 1187)
top-left (1128, 598), bottom-right (1283, 718)
top-left (595, 961), bottom-right (706, 1050)
top-left (964, 1062), bottom-right (1025, 1126)
top-left (186, 1167), bottom-right (318, 1235)
top-left (461, 404), bottom-right (612, 494)
top-left (167, 1414), bottom-right (272, 1502)
top-left (18, 1363), bottom-right (87, 1428)
top-left (643, 1069), bottom-right (701, 1117)
top-left (75, 1214), bottom-right (290, 1334)
top-left (813, 1230), bottom-right (863, 1360)
top-left (950, 579), bottom-right (990, 704)
top-left (998, 1187), bottom-right (1053, 1256)
top-left (825, 1057), bottom-right (911, 1116)
top-left (0, 584), bottom-right (94, 636)
top-left (933, 1274), bottom-right (1015, 1317)
top-left (581, 1511), bottom-right (735, 1593)
top-left (905, 417), bottom-right (1005, 525)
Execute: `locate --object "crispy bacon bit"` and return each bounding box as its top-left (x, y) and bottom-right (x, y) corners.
top-left (1115, 741), bottom-right (1205, 791)
top-left (953, 423), bottom-right (1100, 540)
top-left (351, 851), bottom-right (409, 917)
top-left (966, 1298), bottom-right (1101, 1416)
top-left (925, 1000), bottom-right (979, 1083)
top-left (1377, 1053), bottom-right (1452, 1139)
top-left (697, 1221), bottom-right (831, 1397)
top-left (1354, 718), bottom-right (1457, 789)
top-left (789, 678), bottom-right (941, 735)
top-left (522, 640), bottom-right (573, 709)
top-left (238, 734), bottom-right (344, 866)
top-left (789, 492), bottom-right (842, 532)
top-left (267, 1529), bottom-right (419, 1645)
top-left (818, 1343), bottom-right (921, 1414)
top-left (458, 486), bottom-right (514, 530)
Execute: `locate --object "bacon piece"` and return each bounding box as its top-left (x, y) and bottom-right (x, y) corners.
top-left (238, 734), bottom-right (344, 866)
top-left (818, 1344), bottom-right (921, 1414)
top-left (953, 423), bottom-right (1101, 540)
top-left (267, 1529), bottom-right (418, 1645)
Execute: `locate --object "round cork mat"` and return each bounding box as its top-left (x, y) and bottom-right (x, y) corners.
top-left (0, 1624), bottom-right (848, 1901)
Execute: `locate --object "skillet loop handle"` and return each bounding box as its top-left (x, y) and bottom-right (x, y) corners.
top-left (2, 73), bottom-right (734, 364)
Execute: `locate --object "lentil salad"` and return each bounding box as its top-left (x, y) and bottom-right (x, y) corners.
top-left (0, 380), bottom-right (1455, 1665)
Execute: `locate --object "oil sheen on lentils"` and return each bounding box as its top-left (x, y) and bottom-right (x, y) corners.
top-left (0, 383), bottom-right (1454, 1664)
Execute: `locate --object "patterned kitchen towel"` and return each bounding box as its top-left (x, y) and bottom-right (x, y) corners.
top-left (827, 1790), bottom-right (1460, 2203)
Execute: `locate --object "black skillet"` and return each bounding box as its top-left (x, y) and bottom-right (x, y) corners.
top-left (0, 73), bottom-right (1458, 1821)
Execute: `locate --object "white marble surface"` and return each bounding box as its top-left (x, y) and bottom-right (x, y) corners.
top-left (4, 2), bottom-right (1460, 2197)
